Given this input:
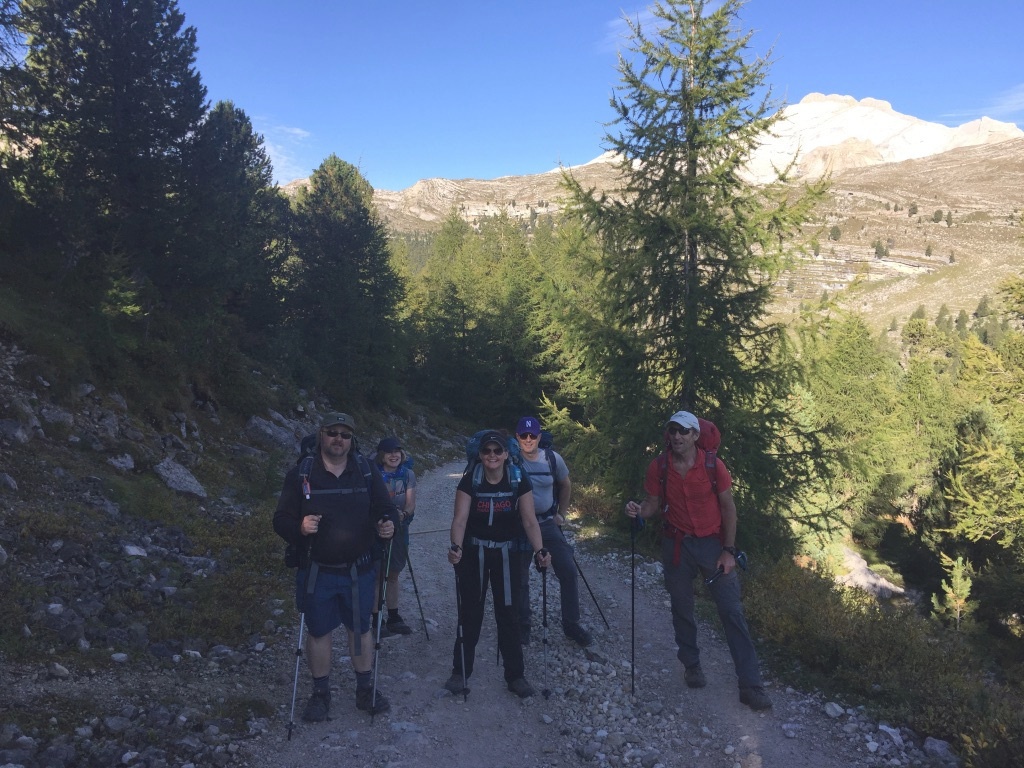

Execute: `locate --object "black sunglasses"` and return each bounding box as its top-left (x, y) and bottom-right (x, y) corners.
top-left (480, 446), bottom-right (506, 456)
top-left (517, 432), bottom-right (539, 440)
top-left (668, 425), bottom-right (692, 436)
top-left (323, 429), bottom-right (353, 439)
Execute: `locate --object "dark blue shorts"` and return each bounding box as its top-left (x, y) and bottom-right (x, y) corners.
top-left (386, 519), bottom-right (411, 574)
top-left (295, 565), bottom-right (377, 638)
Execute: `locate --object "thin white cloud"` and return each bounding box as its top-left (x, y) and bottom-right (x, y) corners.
top-left (254, 120), bottom-right (313, 184)
top-left (274, 126), bottom-right (312, 140)
top-left (600, 7), bottom-right (656, 53)
top-left (940, 84), bottom-right (1024, 125)
top-left (985, 83), bottom-right (1024, 120)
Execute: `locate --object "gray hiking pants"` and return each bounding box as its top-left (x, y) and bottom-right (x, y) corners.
top-left (661, 534), bottom-right (763, 689)
top-left (517, 518), bottom-right (580, 630)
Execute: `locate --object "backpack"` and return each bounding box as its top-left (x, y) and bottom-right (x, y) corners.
top-left (463, 430), bottom-right (522, 495)
top-left (656, 417), bottom-right (722, 513)
top-left (284, 431), bottom-right (375, 568)
top-left (379, 454), bottom-right (415, 503)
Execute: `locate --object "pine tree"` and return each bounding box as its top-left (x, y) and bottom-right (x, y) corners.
top-left (286, 155), bottom-right (404, 403)
top-left (15, 0), bottom-right (207, 310)
top-left (559, 0), bottom-right (828, 530)
top-left (0, 0), bottom-right (18, 65)
top-left (172, 100), bottom-right (291, 393)
top-left (931, 554), bottom-right (975, 632)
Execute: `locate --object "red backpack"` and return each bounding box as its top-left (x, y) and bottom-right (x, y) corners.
top-left (656, 417), bottom-right (722, 512)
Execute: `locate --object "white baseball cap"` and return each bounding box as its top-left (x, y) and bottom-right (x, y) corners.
top-left (666, 411), bottom-right (700, 433)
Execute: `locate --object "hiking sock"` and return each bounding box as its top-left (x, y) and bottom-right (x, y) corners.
top-left (387, 609), bottom-right (399, 622)
top-left (355, 670), bottom-right (372, 690)
top-left (313, 674), bottom-right (330, 694)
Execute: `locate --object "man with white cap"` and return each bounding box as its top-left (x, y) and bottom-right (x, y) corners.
top-left (625, 411), bottom-right (771, 711)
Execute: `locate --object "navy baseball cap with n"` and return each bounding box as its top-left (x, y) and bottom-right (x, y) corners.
top-left (321, 412), bottom-right (356, 431)
top-left (516, 416), bottom-right (541, 436)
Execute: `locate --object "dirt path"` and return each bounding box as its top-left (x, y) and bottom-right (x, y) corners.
top-left (240, 460), bottom-right (884, 768)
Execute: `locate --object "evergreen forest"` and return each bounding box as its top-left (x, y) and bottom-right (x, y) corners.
top-left (1, 1), bottom-right (1023, 762)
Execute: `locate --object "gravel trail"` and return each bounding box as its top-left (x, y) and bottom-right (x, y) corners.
top-left (240, 459), bottom-right (933, 768)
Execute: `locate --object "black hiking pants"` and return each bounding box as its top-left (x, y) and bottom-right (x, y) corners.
top-left (452, 544), bottom-right (526, 683)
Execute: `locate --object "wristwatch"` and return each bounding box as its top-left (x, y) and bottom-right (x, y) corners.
top-left (722, 545), bottom-right (739, 557)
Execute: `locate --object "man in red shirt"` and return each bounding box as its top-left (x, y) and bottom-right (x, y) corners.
top-left (625, 411), bottom-right (771, 711)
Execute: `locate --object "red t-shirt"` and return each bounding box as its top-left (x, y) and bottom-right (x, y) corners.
top-left (643, 448), bottom-right (732, 537)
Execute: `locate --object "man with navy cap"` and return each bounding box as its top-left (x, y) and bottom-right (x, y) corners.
top-left (625, 411), bottom-right (771, 711)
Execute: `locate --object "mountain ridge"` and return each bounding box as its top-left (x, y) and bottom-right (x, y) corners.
top-left (281, 93), bottom-right (1022, 237)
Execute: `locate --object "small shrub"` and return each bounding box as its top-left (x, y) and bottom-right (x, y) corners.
top-left (745, 558), bottom-right (1022, 746)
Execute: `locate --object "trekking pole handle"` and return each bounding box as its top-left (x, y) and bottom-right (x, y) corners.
top-left (448, 543), bottom-right (462, 564)
top-left (533, 548), bottom-right (550, 572)
top-left (704, 565), bottom-right (725, 585)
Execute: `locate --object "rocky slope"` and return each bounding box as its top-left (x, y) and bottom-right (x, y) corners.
top-left (0, 341), bottom-right (965, 768)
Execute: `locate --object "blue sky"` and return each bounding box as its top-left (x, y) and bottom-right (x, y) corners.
top-left (176, 0), bottom-right (1024, 191)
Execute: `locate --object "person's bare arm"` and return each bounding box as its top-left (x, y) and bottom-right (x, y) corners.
top-left (448, 490), bottom-right (470, 564)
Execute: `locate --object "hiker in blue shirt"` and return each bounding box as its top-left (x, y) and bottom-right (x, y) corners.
top-left (514, 416), bottom-right (593, 647)
top-left (372, 436), bottom-right (417, 636)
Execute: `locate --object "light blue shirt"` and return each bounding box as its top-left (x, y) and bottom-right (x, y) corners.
top-left (520, 449), bottom-right (569, 516)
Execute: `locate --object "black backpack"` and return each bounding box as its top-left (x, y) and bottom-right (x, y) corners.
top-left (284, 432), bottom-right (374, 568)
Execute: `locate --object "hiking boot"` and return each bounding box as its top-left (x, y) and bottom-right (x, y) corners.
top-left (386, 612), bottom-right (413, 635)
top-left (302, 690), bottom-right (330, 722)
top-left (520, 625), bottom-right (531, 646)
top-left (507, 677), bottom-right (536, 698)
top-left (373, 615), bottom-right (394, 639)
top-left (564, 622), bottom-right (593, 647)
top-left (739, 686), bottom-right (772, 711)
top-left (355, 685), bottom-right (390, 715)
top-left (684, 665), bottom-right (707, 688)
top-left (444, 671), bottom-right (469, 695)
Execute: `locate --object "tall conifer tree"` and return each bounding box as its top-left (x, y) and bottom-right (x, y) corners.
top-left (287, 155), bottom-right (403, 403)
top-left (561, 0), bottom-right (826, 534)
top-left (16, 0), bottom-right (206, 313)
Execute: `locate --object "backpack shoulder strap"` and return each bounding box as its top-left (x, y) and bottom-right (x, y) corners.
top-left (656, 451), bottom-right (669, 513)
top-left (354, 453), bottom-right (374, 493)
top-left (471, 460), bottom-right (521, 497)
top-left (299, 455), bottom-right (315, 499)
top-left (704, 447), bottom-right (719, 496)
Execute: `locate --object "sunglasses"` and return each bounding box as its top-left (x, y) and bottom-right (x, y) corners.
top-left (480, 446), bottom-right (506, 456)
top-left (323, 429), bottom-right (353, 439)
top-left (517, 432), bottom-right (539, 441)
top-left (668, 425), bottom-right (693, 436)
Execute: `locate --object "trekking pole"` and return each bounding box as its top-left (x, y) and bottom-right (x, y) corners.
top-left (286, 612), bottom-right (306, 740)
top-left (405, 548), bottom-right (430, 640)
top-left (371, 540), bottom-right (394, 722)
top-left (629, 513), bottom-right (640, 698)
top-left (560, 526), bottom-right (611, 630)
top-left (453, 564), bottom-right (470, 701)
top-left (541, 564), bottom-right (551, 699)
